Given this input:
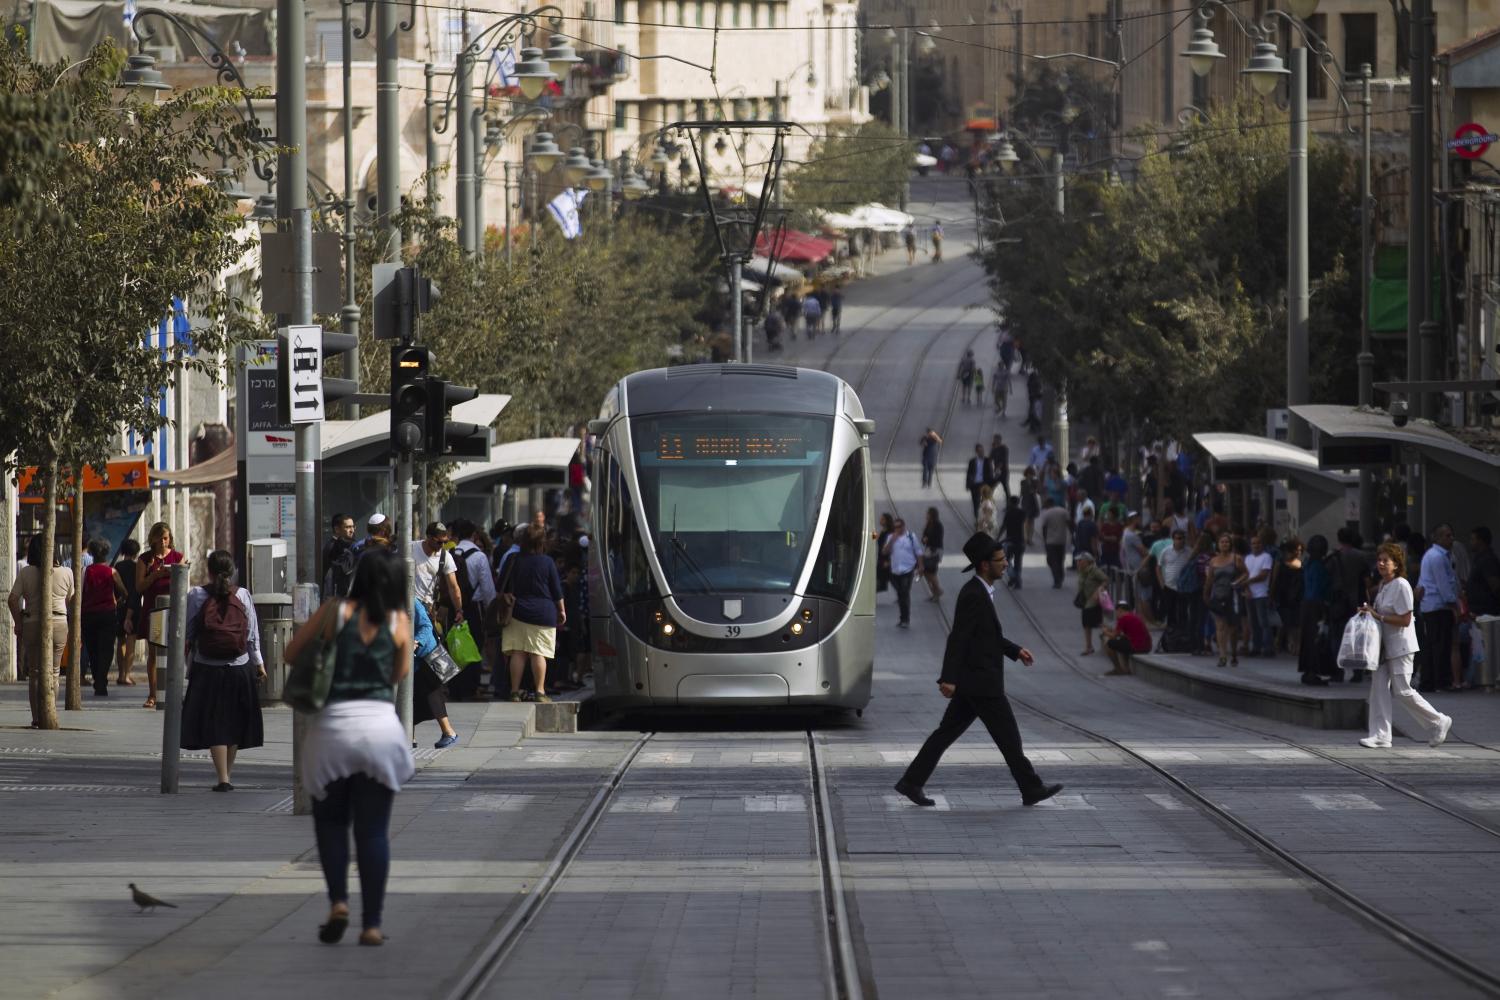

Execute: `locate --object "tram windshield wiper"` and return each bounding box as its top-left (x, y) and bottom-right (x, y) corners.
top-left (667, 505), bottom-right (717, 594)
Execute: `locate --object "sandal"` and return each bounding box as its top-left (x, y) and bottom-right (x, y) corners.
top-left (142, 697), bottom-right (156, 709)
top-left (319, 909), bottom-right (349, 944)
top-left (358, 928), bottom-right (385, 947)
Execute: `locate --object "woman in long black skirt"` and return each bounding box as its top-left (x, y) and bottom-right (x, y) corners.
top-left (181, 551), bottom-right (265, 790)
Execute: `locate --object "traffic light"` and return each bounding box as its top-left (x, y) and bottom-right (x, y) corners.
top-left (372, 264), bottom-right (440, 342)
top-left (276, 326), bottom-right (359, 424)
top-left (423, 377), bottom-right (489, 460)
top-left (389, 345), bottom-right (431, 454)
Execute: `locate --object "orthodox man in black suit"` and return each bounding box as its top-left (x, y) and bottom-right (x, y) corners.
top-left (895, 532), bottom-right (1063, 807)
top-left (965, 445), bottom-right (993, 519)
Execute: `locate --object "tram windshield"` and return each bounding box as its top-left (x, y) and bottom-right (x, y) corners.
top-left (630, 413), bottom-right (833, 593)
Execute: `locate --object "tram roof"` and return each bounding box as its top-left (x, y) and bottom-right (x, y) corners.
top-left (619, 365), bottom-right (849, 416)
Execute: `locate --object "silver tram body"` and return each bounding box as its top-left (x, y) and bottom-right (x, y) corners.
top-left (586, 365), bottom-right (875, 710)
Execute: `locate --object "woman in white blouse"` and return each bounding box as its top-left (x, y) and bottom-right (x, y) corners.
top-left (1359, 542), bottom-right (1452, 749)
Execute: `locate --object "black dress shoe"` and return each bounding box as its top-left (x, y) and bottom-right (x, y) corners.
top-left (1301, 675), bottom-right (1328, 686)
top-left (1022, 783), bottom-right (1064, 806)
top-left (893, 780), bottom-right (935, 807)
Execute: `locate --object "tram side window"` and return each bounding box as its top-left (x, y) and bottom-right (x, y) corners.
top-left (807, 452), bottom-right (864, 603)
top-left (603, 452), bottom-right (656, 601)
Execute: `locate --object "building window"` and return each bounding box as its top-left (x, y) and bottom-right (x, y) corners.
top-left (696, 2), bottom-right (704, 26)
top-left (733, 2), bottom-right (741, 26)
top-left (615, 1), bottom-right (625, 24)
top-left (1342, 12), bottom-right (1376, 79)
top-left (676, 0), bottom-right (685, 24)
top-left (615, 103), bottom-right (627, 129)
top-left (315, 19), bottom-right (342, 62)
top-left (1305, 14), bottom-right (1327, 99)
top-left (436, 16), bottom-right (465, 64)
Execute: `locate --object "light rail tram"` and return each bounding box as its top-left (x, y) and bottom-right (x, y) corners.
top-left (586, 364), bottom-right (875, 710)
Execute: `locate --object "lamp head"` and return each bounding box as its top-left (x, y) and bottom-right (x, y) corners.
top-left (650, 144), bottom-right (670, 169)
top-left (1181, 24), bottom-right (1225, 78)
top-left (916, 32), bottom-right (937, 56)
top-left (527, 131), bottom-right (564, 172)
top-left (513, 47), bottom-right (554, 101)
top-left (1288, 0), bottom-right (1319, 19)
top-left (250, 193), bottom-right (278, 222)
top-left (622, 170), bottom-right (651, 200)
top-left (116, 52), bottom-right (172, 101)
top-left (993, 137), bottom-right (1019, 173)
top-left (1243, 40), bottom-right (1289, 95)
top-left (584, 157), bottom-right (613, 192)
top-left (542, 34), bottom-right (582, 77)
top-left (562, 146), bottom-right (592, 186)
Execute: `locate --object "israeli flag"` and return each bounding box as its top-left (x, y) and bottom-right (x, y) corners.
top-left (491, 46), bottom-right (518, 87)
top-left (547, 188), bottom-right (587, 240)
top-left (123, 0), bottom-right (136, 26)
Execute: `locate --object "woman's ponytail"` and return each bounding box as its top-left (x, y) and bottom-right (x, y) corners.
top-left (206, 550), bottom-right (236, 598)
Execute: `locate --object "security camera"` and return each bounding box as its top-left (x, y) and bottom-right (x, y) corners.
top-left (1390, 398), bottom-right (1409, 428)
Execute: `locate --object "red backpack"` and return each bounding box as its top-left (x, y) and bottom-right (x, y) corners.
top-left (197, 592), bottom-right (250, 659)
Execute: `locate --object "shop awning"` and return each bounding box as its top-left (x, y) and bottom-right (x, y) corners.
top-left (152, 448), bottom-right (237, 487)
top-left (754, 229), bottom-right (836, 263)
top-left (965, 117), bottom-right (999, 131)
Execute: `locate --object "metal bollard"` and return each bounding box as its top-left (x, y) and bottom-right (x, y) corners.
top-left (159, 565), bottom-right (190, 794)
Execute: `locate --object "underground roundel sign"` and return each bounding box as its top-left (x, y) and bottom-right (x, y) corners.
top-left (1449, 122), bottom-right (1499, 160)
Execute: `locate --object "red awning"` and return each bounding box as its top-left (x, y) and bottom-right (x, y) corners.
top-left (965, 117), bottom-right (998, 131)
top-left (754, 229), bottom-right (836, 263)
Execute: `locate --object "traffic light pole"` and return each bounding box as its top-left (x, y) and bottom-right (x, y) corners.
top-left (397, 453), bottom-right (414, 742)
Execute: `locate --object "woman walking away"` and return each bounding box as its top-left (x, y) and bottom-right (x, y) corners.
top-left (80, 538), bottom-right (127, 696)
top-left (1075, 551), bottom-right (1109, 655)
top-left (1360, 543), bottom-right (1452, 749)
top-left (1204, 533), bottom-right (1247, 667)
top-left (113, 538), bottom-right (142, 686)
top-left (137, 522), bottom-right (185, 709)
top-left (503, 524), bottom-right (566, 703)
top-left (921, 508), bottom-right (946, 601)
top-left (180, 551), bottom-right (264, 791)
top-left (287, 548), bottom-right (415, 947)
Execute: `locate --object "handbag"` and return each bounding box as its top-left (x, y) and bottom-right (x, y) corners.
top-left (444, 620), bottom-right (482, 666)
top-left (422, 643), bottom-right (462, 684)
top-left (1098, 588), bottom-right (1115, 614)
top-left (1072, 591), bottom-right (1087, 609)
top-left (489, 556), bottom-right (519, 630)
top-left (282, 603), bottom-right (340, 714)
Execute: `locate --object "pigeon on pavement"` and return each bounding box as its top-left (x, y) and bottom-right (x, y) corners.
top-left (129, 883), bottom-right (177, 912)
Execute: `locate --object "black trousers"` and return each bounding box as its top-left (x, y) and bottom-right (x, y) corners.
top-left (969, 485), bottom-right (984, 518)
top-left (1419, 608), bottom-right (1455, 689)
top-left (82, 610), bottom-right (115, 693)
top-left (1044, 544), bottom-right (1066, 588)
top-left (891, 571), bottom-right (914, 625)
top-left (901, 692), bottom-right (1044, 797)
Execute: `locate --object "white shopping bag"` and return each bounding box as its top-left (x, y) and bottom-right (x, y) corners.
top-left (1337, 613), bottom-right (1381, 671)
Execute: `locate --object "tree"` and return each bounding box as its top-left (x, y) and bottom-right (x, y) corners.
top-left (978, 98), bottom-right (1361, 455)
top-left (0, 38), bottom-right (258, 728)
top-left (782, 122), bottom-right (911, 228)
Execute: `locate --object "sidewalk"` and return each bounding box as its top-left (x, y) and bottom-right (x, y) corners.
top-left (0, 682), bottom-right (635, 999)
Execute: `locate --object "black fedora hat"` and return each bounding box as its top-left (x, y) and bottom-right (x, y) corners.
top-left (961, 531), bottom-right (1004, 573)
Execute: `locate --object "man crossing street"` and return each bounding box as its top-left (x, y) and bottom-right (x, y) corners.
top-left (894, 532), bottom-right (1063, 808)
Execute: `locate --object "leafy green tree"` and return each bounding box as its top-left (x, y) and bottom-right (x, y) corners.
top-left (979, 99), bottom-right (1362, 457)
top-left (0, 38), bottom-right (257, 728)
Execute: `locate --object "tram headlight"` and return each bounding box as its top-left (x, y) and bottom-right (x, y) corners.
top-left (790, 621), bottom-right (804, 636)
top-left (660, 621), bottom-right (676, 637)
top-left (801, 608), bottom-right (814, 623)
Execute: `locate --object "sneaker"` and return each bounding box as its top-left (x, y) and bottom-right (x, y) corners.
top-left (434, 733), bottom-right (459, 749)
top-left (1358, 736), bottom-right (1391, 749)
top-left (1430, 714), bottom-right (1452, 748)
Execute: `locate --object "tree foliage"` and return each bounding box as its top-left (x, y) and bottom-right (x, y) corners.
top-left (347, 197), bottom-right (710, 449)
top-left (978, 99), bottom-right (1369, 450)
top-left (782, 122), bottom-right (911, 228)
top-left (0, 37), bottom-right (258, 727)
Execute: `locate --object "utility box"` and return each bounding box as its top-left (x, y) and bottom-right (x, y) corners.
top-left (254, 593), bottom-right (294, 705)
top-left (246, 539), bottom-right (288, 596)
top-left (1475, 615), bottom-right (1500, 691)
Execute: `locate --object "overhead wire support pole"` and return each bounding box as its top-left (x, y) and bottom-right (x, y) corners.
top-left (457, 6), bottom-right (474, 254)
top-left (1356, 62), bottom-right (1375, 550)
top-left (341, 0), bottom-right (360, 420)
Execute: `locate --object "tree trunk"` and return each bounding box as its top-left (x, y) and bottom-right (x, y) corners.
top-left (65, 468), bottom-right (84, 711)
top-left (33, 461), bottom-right (60, 730)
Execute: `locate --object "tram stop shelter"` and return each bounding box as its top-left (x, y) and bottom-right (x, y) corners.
top-left (1192, 432), bottom-right (1355, 540)
top-left (440, 436), bottom-right (581, 530)
top-left (320, 394), bottom-right (510, 527)
top-left (1291, 404), bottom-right (1500, 532)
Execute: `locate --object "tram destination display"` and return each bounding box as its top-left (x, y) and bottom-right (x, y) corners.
top-left (655, 430), bottom-right (808, 461)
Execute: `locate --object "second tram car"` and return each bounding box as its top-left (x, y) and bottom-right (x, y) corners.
top-left (586, 365), bottom-right (875, 710)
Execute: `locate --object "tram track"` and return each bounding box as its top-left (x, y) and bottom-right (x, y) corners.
top-left (442, 729), bottom-right (864, 1000)
top-left (907, 363), bottom-right (1500, 996)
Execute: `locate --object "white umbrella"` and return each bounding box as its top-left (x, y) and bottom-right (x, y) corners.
top-left (746, 254), bottom-right (804, 282)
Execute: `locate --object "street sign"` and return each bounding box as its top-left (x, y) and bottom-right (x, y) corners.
top-left (260, 232), bottom-right (342, 313)
top-left (277, 325), bottom-right (325, 424)
top-left (1448, 122), bottom-right (1498, 160)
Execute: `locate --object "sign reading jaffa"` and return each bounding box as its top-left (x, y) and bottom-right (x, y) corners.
top-left (1448, 122), bottom-right (1500, 160)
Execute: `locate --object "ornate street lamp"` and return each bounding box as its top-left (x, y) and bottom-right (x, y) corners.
top-left (527, 131), bottom-right (565, 173)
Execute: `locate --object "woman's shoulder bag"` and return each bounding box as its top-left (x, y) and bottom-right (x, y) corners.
top-left (282, 602), bottom-right (343, 714)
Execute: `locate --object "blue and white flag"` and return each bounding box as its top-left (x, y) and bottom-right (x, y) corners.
top-left (123, 0), bottom-right (137, 27)
top-left (491, 46), bottom-right (517, 88)
top-left (546, 188), bottom-right (587, 239)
